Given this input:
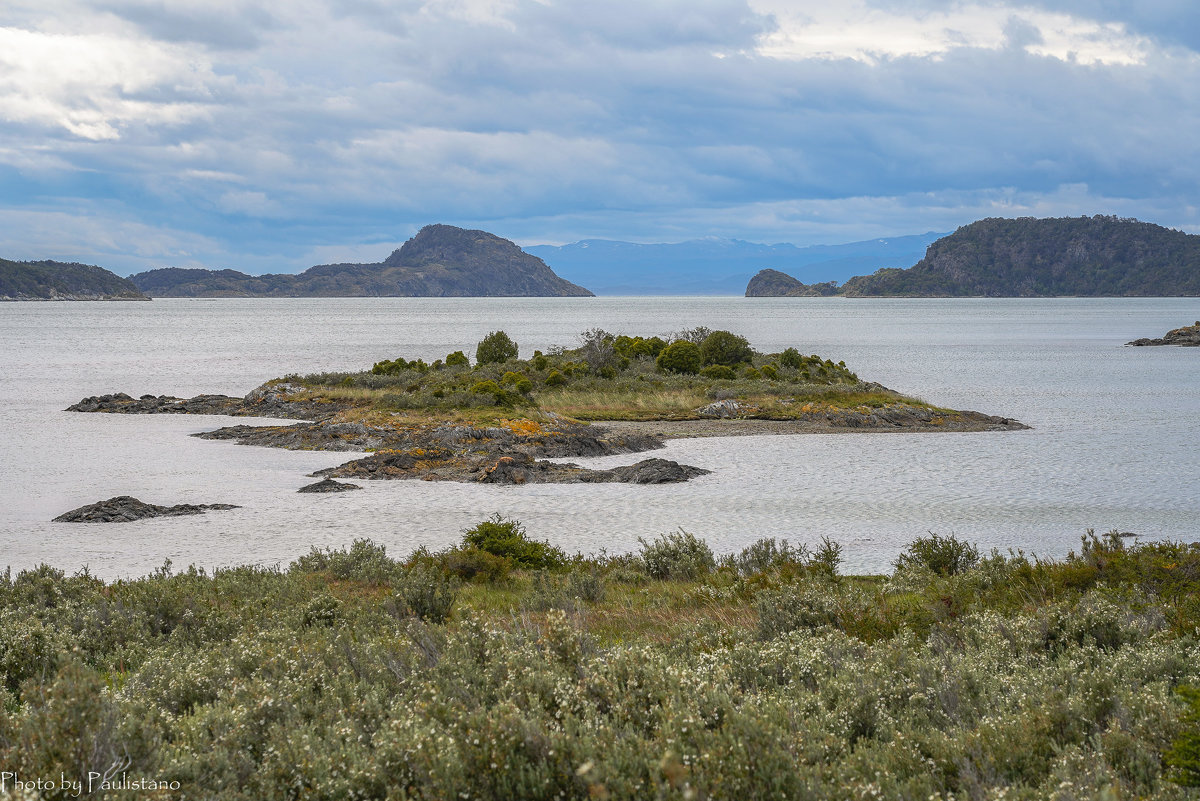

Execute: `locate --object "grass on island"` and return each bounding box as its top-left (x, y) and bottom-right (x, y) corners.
top-left (278, 327), bottom-right (945, 425)
top-left (3, 520), bottom-right (1200, 799)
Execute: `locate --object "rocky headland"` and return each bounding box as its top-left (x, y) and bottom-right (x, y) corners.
top-left (1127, 321), bottom-right (1200, 346)
top-left (54, 496), bottom-right (239, 522)
top-left (1, 257), bottom-right (148, 301)
top-left (129, 224), bottom-right (593, 298)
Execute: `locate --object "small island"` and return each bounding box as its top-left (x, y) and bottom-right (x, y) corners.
top-left (69, 328), bottom-right (1025, 488)
top-left (1128, 321), bottom-right (1200, 347)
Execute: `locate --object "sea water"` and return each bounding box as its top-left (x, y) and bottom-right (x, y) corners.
top-left (1, 296), bottom-right (1197, 577)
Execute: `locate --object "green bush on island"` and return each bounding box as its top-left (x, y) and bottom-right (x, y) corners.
top-left (700, 330), bottom-right (753, 366)
top-left (655, 340), bottom-right (702, 374)
top-left (699, 364), bottom-right (736, 380)
top-left (475, 330), bottom-right (519, 364)
top-left (779, 347), bottom-right (804, 369)
top-left (759, 364), bottom-right (778, 379)
top-left (445, 350), bottom-right (470, 367)
top-left (544, 369), bottom-right (567, 387)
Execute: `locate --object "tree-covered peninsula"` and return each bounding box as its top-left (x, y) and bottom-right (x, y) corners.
top-left (747, 216), bottom-right (1200, 297)
top-left (0, 257), bottom-right (148, 301)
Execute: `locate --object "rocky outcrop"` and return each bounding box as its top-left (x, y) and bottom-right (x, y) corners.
top-left (66, 382), bottom-right (347, 420)
top-left (1127, 321), bottom-right (1200, 346)
top-left (54, 496), bottom-right (238, 522)
top-left (319, 451), bottom-right (709, 485)
top-left (297, 478), bottom-right (363, 493)
top-left (744, 269), bottom-right (839, 297)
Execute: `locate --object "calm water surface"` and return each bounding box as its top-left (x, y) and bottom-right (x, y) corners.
top-left (1, 297), bottom-right (1197, 576)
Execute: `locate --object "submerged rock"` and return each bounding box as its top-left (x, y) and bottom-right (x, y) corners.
top-left (297, 478), bottom-right (363, 493)
top-left (53, 496), bottom-right (239, 523)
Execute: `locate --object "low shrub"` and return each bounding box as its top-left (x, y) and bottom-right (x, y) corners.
top-left (895, 532), bottom-right (981, 576)
top-left (394, 563), bottom-right (459, 623)
top-left (638, 529), bottom-right (715, 580)
top-left (700, 365), bottom-right (736, 380)
top-left (289, 538), bottom-right (400, 584)
top-left (656, 340), bottom-right (702, 374)
top-left (461, 515), bottom-right (566, 569)
top-left (544, 369), bottom-right (567, 387)
top-left (445, 350), bottom-right (470, 367)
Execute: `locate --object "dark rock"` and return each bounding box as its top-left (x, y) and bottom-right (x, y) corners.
top-left (53, 496), bottom-right (239, 522)
top-left (597, 458), bottom-right (712, 484)
top-left (297, 478), bottom-right (363, 493)
top-left (1127, 322), bottom-right (1200, 346)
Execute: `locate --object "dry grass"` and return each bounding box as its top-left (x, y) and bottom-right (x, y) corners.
top-left (535, 387), bottom-right (712, 420)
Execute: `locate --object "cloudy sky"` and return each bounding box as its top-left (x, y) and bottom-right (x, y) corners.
top-left (1, 0), bottom-right (1197, 274)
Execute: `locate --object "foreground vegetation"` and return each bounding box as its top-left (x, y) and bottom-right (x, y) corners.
top-left (2, 524), bottom-right (1199, 799)
top-left (283, 327), bottom-right (945, 423)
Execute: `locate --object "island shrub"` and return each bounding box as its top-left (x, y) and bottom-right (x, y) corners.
top-left (579, 328), bottom-right (618, 374)
top-left (699, 330), bottom-right (753, 366)
top-left (742, 367), bottom-right (761, 379)
top-left (470, 379), bottom-right (502, 395)
top-left (656, 340), bottom-right (702, 374)
top-left (475, 330), bottom-right (518, 365)
top-left (371, 357), bottom-right (411, 375)
top-left (531, 353), bottom-right (549, 371)
top-left (543, 369), bottom-right (567, 387)
top-left (461, 515), bottom-right (565, 570)
top-left (699, 364), bottom-right (736, 380)
top-left (779, 347), bottom-right (804, 369)
top-left (445, 350), bottom-right (469, 367)
top-left (638, 529), bottom-right (715, 580)
top-left (676, 326), bottom-right (712, 344)
top-left (894, 532), bottom-right (980, 576)
top-left (759, 364), bottom-right (778, 380)
top-left (500, 371), bottom-right (534, 394)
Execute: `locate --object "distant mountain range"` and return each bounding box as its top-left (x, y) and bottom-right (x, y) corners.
top-left (0, 258), bottom-right (147, 301)
top-left (747, 216), bottom-right (1200, 297)
top-left (525, 233), bottom-right (942, 295)
top-left (130, 225), bottom-right (592, 298)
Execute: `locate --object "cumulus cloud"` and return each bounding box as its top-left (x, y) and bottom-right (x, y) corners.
top-left (0, 25), bottom-right (215, 140)
top-left (0, 0), bottom-right (1197, 271)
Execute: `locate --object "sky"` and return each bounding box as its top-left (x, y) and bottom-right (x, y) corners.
top-left (1, 0), bottom-right (1198, 275)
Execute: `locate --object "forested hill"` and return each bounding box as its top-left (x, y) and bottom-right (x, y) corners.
top-left (0, 258), bottom-right (148, 301)
top-left (747, 216), bottom-right (1200, 297)
top-left (840, 216), bottom-right (1200, 297)
top-left (130, 225), bottom-right (594, 298)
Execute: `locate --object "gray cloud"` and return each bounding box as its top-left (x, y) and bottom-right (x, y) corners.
top-left (0, 0), bottom-right (1197, 272)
